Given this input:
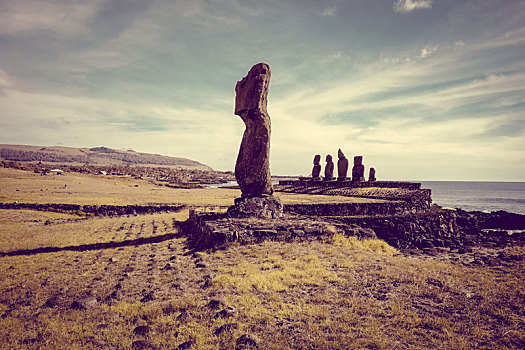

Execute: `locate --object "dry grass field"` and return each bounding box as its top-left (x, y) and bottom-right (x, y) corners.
top-left (0, 168), bottom-right (381, 207)
top-left (0, 168), bottom-right (524, 349)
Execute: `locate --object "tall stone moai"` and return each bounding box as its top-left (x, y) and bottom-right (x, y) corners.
top-left (337, 149), bottom-right (349, 181)
top-left (352, 156), bottom-right (365, 182)
top-left (312, 154), bottom-right (321, 180)
top-left (230, 63), bottom-right (283, 218)
top-left (324, 155), bottom-right (334, 181)
top-left (234, 63), bottom-right (273, 197)
top-left (369, 167), bottom-right (376, 182)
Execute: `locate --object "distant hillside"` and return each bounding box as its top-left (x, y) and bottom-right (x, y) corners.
top-left (0, 144), bottom-right (213, 171)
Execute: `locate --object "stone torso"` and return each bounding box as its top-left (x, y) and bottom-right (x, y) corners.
top-left (337, 149), bottom-right (349, 180)
top-left (312, 155), bottom-right (321, 179)
top-left (352, 156), bottom-right (365, 182)
top-left (324, 155), bottom-right (334, 180)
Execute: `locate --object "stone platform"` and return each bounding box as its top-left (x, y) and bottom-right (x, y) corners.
top-left (185, 179), bottom-right (523, 251)
top-left (185, 209), bottom-right (375, 249)
top-left (279, 179), bottom-right (422, 190)
top-left (186, 206), bottom-right (524, 251)
top-left (275, 182), bottom-right (432, 212)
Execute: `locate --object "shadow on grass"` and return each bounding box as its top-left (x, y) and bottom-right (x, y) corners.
top-left (0, 232), bottom-right (184, 257)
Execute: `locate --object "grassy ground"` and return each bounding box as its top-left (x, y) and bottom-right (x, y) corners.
top-left (0, 168), bottom-right (524, 349)
top-left (0, 168), bottom-right (381, 207)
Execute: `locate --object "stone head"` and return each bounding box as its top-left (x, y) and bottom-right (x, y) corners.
top-left (313, 154), bottom-right (321, 165)
top-left (338, 149), bottom-right (345, 159)
top-left (326, 154), bottom-right (333, 162)
top-left (234, 63), bottom-right (271, 115)
top-left (354, 156), bottom-right (363, 165)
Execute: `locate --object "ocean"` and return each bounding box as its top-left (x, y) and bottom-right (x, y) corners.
top-left (420, 181), bottom-right (525, 215)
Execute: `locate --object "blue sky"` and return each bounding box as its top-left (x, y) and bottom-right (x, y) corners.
top-left (0, 0), bottom-right (524, 180)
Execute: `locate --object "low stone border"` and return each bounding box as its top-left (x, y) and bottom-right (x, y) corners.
top-left (0, 202), bottom-right (186, 217)
top-left (284, 201), bottom-right (410, 216)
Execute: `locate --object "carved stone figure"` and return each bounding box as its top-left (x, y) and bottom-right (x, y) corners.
top-left (229, 63), bottom-right (283, 219)
top-left (369, 168), bottom-right (376, 182)
top-left (324, 155), bottom-right (334, 181)
top-left (234, 63), bottom-right (273, 197)
top-left (352, 156), bottom-right (365, 182)
top-left (337, 149), bottom-right (349, 181)
top-left (312, 155), bottom-right (321, 180)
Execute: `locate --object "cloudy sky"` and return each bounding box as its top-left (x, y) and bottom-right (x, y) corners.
top-left (1, 0), bottom-right (524, 181)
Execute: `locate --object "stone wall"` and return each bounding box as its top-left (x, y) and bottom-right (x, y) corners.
top-left (330, 208), bottom-right (460, 249)
top-left (186, 205), bottom-right (524, 250)
top-left (278, 180), bottom-right (421, 190)
top-left (329, 208), bottom-right (525, 249)
top-left (186, 209), bottom-right (347, 249)
top-left (0, 202), bottom-right (186, 217)
top-left (275, 184), bottom-right (432, 211)
top-left (284, 201), bottom-right (410, 216)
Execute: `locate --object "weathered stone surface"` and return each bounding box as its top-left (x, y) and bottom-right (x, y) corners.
top-left (70, 296), bottom-right (98, 310)
top-left (133, 325), bottom-right (151, 336)
top-left (312, 154), bottom-right (321, 180)
top-left (234, 63), bottom-right (273, 197)
top-left (351, 156), bottom-right (365, 182)
top-left (324, 155), bottom-right (334, 181)
top-left (140, 291), bottom-right (155, 302)
top-left (207, 298), bottom-right (227, 310)
top-left (187, 205), bottom-right (524, 251)
top-left (337, 149), bottom-right (349, 181)
top-left (369, 167), bottom-right (376, 182)
top-left (235, 334), bottom-right (260, 349)
top-left (228, 196), bottom-right (283, 219)
top-left (176, 340), bottom-right (195, 350)
top-left (0, 202), bottom-right (185, 217)
top-left (132, 340), bottom-right (156, 350)
top-left (214, 306), bottom-right (236, 319)
top-left (215, 322), bottom-right (239, 335)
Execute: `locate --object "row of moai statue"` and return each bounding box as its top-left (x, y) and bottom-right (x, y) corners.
top-left (312, 149), bottom-right (376, 182)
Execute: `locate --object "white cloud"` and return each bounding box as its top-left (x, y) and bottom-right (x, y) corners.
top-left (420, 45), bottom-right (438, 58)
top-left (0, 68), bottom-right (28, 94)
top-left (0, 89), bottom-right (241, 170)
top-left (0, 0), bottom-right (103, 36)
top-left (321, 6), bottom-right (336, 17)
top-left (393, 0), bottom-right (433, 14)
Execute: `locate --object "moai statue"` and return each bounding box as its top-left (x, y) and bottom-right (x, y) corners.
top-left (369, 167), bottom-right (376, 182)
top-left (351, 156), bottom-right (365, 182)
top-left (324, 155), bottom-right (334, 181)
top-left (337, 149), bottom-right (349, 181)
top-left (229, 63), bottom-right (283, 219)
top-left (234, 63), bottom-right (273, 197)
top-left (312, 154), bottom-right (321, 180)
